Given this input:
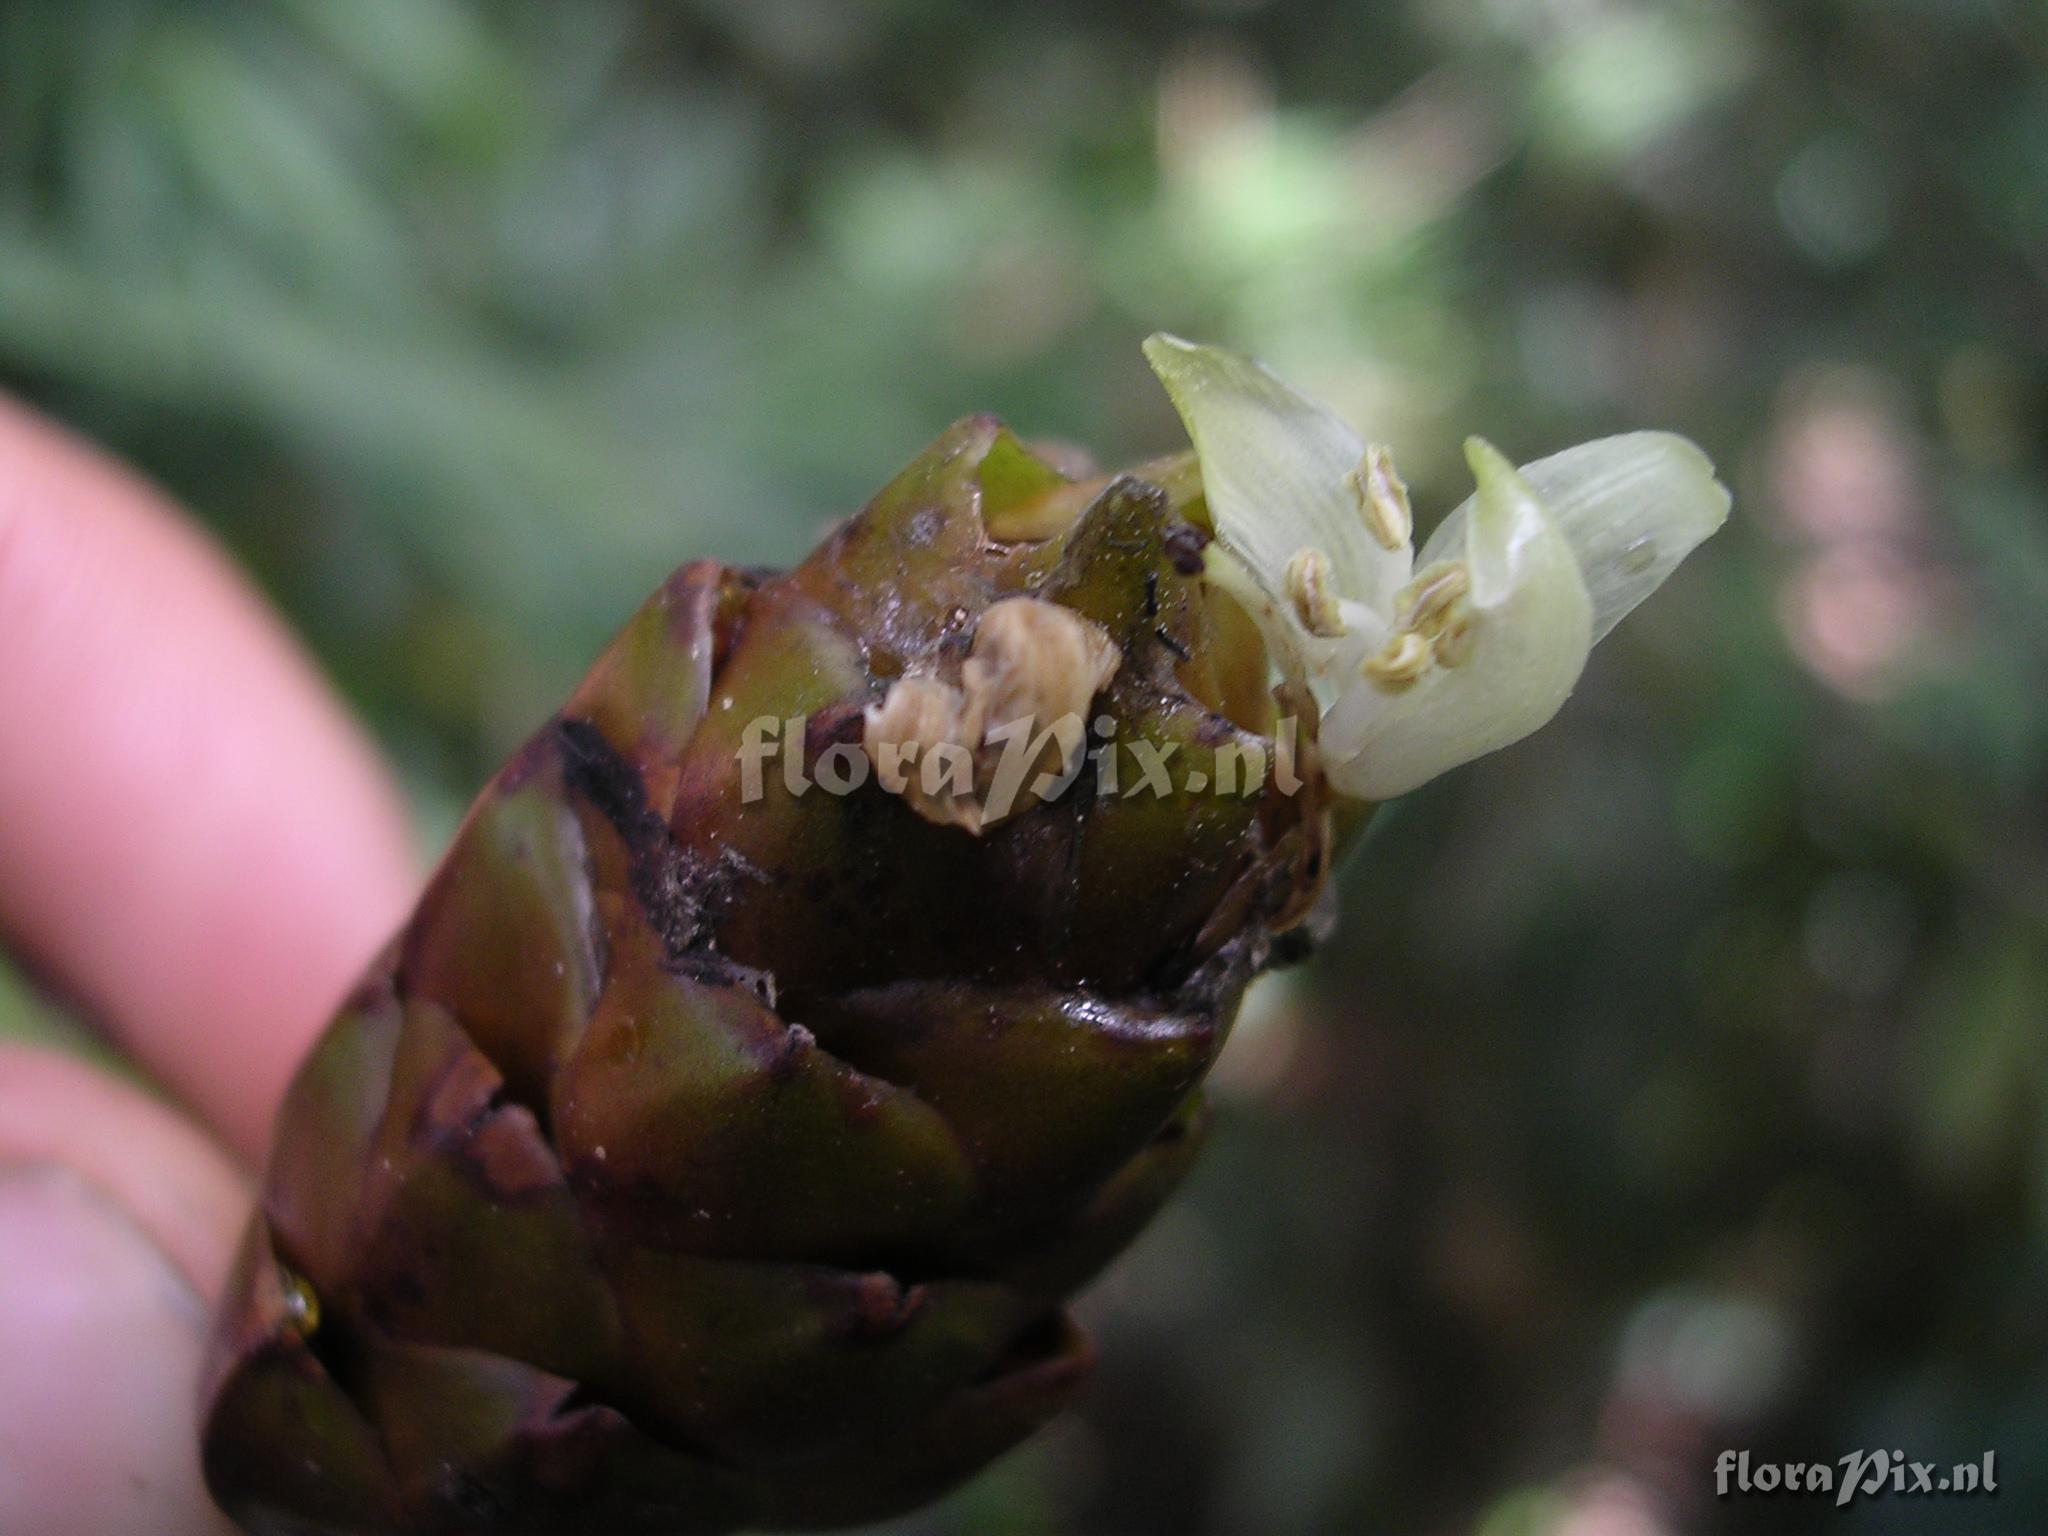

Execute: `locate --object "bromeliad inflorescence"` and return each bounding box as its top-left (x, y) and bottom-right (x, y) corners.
top-left (202, 338), bottom-right (1728, 1536)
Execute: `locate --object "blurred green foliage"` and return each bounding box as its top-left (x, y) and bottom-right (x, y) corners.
top-left (2, 1), bottom-right (2045, 1531)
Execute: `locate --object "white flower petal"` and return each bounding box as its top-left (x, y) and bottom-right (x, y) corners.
top-left (1433, 431), bottom-right (1730, 643)
top-left (1195, 545), bottom-right (1388, 717)
top-left (1321, 440), bottom-right (1593, 800)
top-left (1142, 337), bottom-right (1729, 803)
top-left (1144, 334), bottom-right (1412, 637)
top-left (1198, 541), bottom-right (1305, 686)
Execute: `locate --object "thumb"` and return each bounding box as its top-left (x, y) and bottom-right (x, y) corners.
top-left (0, 1047), bottom-right (248, 1536)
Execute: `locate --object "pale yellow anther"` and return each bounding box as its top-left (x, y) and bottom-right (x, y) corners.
top-left (1361, 630), bottom-right (1432, 692)
top-left (1345, 444), bottom-right (1413, 552)
top-left (1283, 546), bottom-right (1346, 638)
top-left (1395, 560), bottom-right (1471, 632)
top-left (1432, 614), bottom-right (1477, 668)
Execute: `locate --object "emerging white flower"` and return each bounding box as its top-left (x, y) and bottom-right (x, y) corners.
top-left (1144, 334), bottom-right (1731, 801)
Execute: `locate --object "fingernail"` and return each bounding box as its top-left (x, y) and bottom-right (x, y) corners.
top-left (0, 1164), bottom-right (237, 1536)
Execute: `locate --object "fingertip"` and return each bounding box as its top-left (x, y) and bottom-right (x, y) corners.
top-left (0, 1048), bottom-right (250, 1533)
top-left (0, 1046), bottom-right (250, 1298)
top-left (0, 1165), bottom-right (239, 1535)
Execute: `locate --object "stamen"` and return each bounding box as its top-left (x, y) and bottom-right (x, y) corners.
top-left (1283, 546), bottom-right (1346, 638)
top-left (1432, 614), bottom-right (1476, 668)
top-left (1395, 560), bottom-right (1470, 631)
top-left (1345, 444), bottom-right (1413, 551)
top-left (1361, 631), bottom-right (1431, 692)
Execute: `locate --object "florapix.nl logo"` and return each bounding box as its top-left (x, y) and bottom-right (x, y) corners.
top-left (735, 710), bottom-right (1306, 824)
top-left (1716, 1449), bottom-right (1998, 1509)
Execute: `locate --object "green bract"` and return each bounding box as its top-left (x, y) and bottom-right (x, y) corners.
top-left (202, 339), bottom-right (1725, 1534)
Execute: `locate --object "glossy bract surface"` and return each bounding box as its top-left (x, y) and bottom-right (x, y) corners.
top-left (201, 414), bottom-right (1330, 1534)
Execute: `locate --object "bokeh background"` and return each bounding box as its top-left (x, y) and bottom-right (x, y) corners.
top-left (1, 1), bottom-right (2044, 1532)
